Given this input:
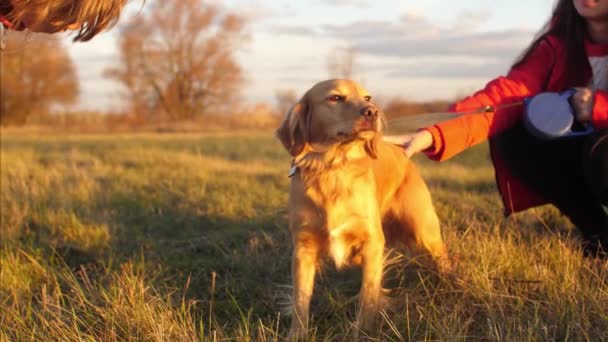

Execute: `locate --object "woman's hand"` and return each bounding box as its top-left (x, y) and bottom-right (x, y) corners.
top-left (383, 130), bottom-right (434, 158)
top-left (570, 87), bottom-right (594, 125)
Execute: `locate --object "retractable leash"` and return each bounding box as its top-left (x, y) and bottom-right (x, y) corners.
top-left (523, 89), bottom-right (595, 140)
top-left (387, 89), bottom-right (595, 141)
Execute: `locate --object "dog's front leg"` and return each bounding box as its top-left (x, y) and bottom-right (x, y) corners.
top-left (289, 235), bottom-right (320, 339)
top-left (356, 230), bottom-right (385, 332)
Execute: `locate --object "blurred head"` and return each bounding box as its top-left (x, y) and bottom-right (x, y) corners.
top-left (573, 0), bottom-right (608, 21)
top-left (513, 0), bottom-right (605, 85)
top-left (7, 0), bottom-right (128, 41)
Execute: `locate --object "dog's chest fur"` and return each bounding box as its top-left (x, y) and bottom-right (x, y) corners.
top-left (292, 143), bottom-right (382, 268)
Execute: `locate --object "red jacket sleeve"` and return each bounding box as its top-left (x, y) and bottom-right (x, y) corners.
top-left (592, 90), bottom-right (608, 129)
top-left (423, 37), bottom-right (558, 161)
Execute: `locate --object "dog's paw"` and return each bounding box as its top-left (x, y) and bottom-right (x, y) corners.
top-left (286, 325), bottom-right (308, 341)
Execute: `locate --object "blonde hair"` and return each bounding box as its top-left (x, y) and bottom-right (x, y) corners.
top-left (8, 0), bottom-right (128, 41)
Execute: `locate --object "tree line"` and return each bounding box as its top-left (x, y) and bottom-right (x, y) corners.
top-left (0, 0), bottom-right (452, 127)
top-left (1, 0), bottom-right (246, 126)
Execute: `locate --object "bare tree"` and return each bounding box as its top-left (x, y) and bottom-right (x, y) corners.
top-left (327, 46), bottom-right (356, 80)
top-left (275, 88), bottom-right (297, 116)
top-left (0, 33), bottom-right (78, 125)
top-left (105, 0), bottom-right (248, 121)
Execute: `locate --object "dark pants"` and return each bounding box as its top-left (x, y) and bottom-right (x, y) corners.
top-left (493, 126), bottom-right (608, 256)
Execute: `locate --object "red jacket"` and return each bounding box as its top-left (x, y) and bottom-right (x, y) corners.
top-left (423, 34), bottom-right (608, 215)
top-left (0, 15), bottom-right (12, 29)
top-left (0, 3), bottom-right (24, 30)
top-left (0, 2), bottom-right (13, 29)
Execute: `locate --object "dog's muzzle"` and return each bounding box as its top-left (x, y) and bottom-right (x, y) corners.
top-left (360, 105), bottom-right (379, 122)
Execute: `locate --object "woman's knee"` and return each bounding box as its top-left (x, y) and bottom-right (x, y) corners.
top-left (583, 129), bottom-right (608, 204)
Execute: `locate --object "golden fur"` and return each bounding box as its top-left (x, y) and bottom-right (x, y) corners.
top-left (276, 79), bottom-right (451, 338)
top-left (7, 0), bottom-right (127, 41)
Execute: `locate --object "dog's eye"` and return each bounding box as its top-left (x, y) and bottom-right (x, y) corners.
top-left (328, 95), bottom-right (346, 102)
top-left (364, 96), bottom-right (372, 102)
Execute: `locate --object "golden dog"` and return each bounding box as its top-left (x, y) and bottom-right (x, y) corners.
top-left (276, 79), bottom-right (451, 337)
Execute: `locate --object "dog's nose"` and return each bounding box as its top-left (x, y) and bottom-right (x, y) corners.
top-left (360, 105), bottom-right (378, 121)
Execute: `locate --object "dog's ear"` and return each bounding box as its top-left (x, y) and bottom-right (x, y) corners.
top-left (363, 109), bottom-right (385, 159)
top-left (378, 109), bottom-right (387, 132)
top-left (364, 136), bottom-right (379, 159)
top-left (275, 92), bottom-right (311, 156)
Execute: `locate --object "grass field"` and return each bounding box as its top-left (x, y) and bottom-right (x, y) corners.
top-left (1, 132), bottom-right (607, 341)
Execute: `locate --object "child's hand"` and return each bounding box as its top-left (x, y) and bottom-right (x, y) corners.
top-left (570, 87), bottom-right (594, 125)
top-left (383, 130), bottom-right (434, 158)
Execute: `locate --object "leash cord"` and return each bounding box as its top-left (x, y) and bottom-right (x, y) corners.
top-left (386, 100), bottom-right (526, 125)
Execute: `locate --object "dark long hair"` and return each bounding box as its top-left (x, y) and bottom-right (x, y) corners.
top-left (513, 0), bottom-right (588, 85)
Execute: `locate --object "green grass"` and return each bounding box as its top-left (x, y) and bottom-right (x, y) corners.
top-left (1, 132), bottom-right (607, 341)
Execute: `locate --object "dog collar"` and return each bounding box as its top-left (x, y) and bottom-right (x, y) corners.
top-left (288, 152), bottom-right (309, 178)
top-left (288, 164), bottom-right (298, 178)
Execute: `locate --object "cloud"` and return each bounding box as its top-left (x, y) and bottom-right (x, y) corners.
top-left (285, 10), bottom-right (535, 88)
top-left (272, 9), bottom-right (532, 61)
top-left (353, 29), bottom-right (532, 60)
top-left (450, 10), bottom-right (491, 33)
top-left (321, 0), bottom-right (369, 7)
top-left (235, 4), bottom-right (277, 23)
top-left (66, 4), bottom-right (541, 110)
top-left (270, 24), bottom-right (318, 36)
top-left (385, 60), bottom-right (508, 79)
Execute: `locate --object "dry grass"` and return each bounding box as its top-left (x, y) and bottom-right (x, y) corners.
top-left (1, 131), bottom-right (607, 341)
top-left (13, 110), bottom-right (281, 135)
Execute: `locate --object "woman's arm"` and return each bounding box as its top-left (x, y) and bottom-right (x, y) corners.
top-left (423, 37), bottom-right (559, 161)
top-left (591, 90), bottom-right (608, 129)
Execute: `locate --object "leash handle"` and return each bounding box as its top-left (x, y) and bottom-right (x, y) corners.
top-left (523, 88), bottom-right (595, 140)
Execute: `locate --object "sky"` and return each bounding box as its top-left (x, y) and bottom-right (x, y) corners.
top-left (64, 0), bottom-right (557, 111)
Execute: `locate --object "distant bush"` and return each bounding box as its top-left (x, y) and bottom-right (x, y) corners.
top-left (0, 33), bottom-right (78, 126)
top-left (9, 104), bottom-right (280, 134)
top-left (383, 98), bottom-right (451, 119)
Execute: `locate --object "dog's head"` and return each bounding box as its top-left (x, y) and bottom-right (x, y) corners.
top-left (276, 79), bottom-right (385, 157)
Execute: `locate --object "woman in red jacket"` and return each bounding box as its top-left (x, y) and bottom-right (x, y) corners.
top-left (389, 0), bottom-right (608, 257)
